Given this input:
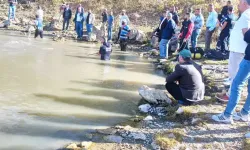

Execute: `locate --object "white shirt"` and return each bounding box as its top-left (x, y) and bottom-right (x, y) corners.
top-left (229, 8), bottom-right (250, 53)
top-left (36, 9), bottom-right (44, 20)
top-left (119, 15), bottom-right (130, 27)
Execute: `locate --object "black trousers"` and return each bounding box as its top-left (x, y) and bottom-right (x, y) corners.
top-left (179, 39), bottom-right (189, 51)
top-left (120, 39), bottom-right (128, 51)
top-left (219, 31), bottom-right (229, 52)
top-left (34, 29), bottom-right (43, 38)
top-left (117, 27), bottom-right (122, 41)
top-left (165, 82), bottom-right (192, 105)
top-left (63, 18), bottom-right (70, 30)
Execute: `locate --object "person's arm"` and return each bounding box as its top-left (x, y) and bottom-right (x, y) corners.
top-left (126, 16), bottom-right (130, 25)
top-left (221, 21), bottom-right (228, 31)
top-left (185, 22), bottom-right (194, 40)
top-left (244, 29), bottom-right (250, 43)
top-left (179, 24), bottom-right (184, 39)
top-left (166, 65), bottom-right (183, 83)
top-left (209, 12), bottom-right (218, 31)
top-left (69, 10), bottom-right (72, 19)
top-left (176, 14), bottom-right (179, 25)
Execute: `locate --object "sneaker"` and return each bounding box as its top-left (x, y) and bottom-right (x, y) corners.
top-left (216, 93), bottom-right (229, 102)
top-left (212, 113), bottom-right (234, 124)
top-left (233, 112), bottom-right (249, 122)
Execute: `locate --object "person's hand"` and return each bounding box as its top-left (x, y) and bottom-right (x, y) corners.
top-left (242, 28), bottom-right (249, 35)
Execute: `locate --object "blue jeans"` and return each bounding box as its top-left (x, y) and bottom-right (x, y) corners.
top-left (108, 26), bottom-right (113, 41)
top-left (191, 29), bottom-right (201, 49)
top-left (76, 22), bottom-right (83, 38)
top-left (224, 59), bottom-right (250, 117)
top-left (8, 5), bottom-right (16, 20)
top-left (159, 39), bottom-right (169, 58)
top-left (86, 24), bottom-right (93, 33)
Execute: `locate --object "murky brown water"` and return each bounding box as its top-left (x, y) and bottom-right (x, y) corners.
top-left (0, 31), bottom-right (165, 150)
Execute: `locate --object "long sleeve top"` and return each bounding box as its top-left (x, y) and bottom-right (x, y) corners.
top-left (193, 14), bottom-right (204, 30)
top-left (206, 10), bottom-right (218, 31)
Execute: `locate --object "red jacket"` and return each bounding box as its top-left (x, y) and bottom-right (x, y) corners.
top-left (179, 20), bottom-right (194, 40)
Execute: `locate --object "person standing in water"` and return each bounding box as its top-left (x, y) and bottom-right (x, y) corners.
top-left (119, 21), bottom-right (131, 51)
top-left (99, 38), bottom-right (112, 61)
top-left (34, 15), bottom-right (43, 39)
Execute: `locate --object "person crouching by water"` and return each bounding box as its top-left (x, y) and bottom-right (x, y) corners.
top-left (34, 15), bottom-right (43, 39)
top-left (165, 49), bottom-right (205, 105)
top-left (99, 38), bottom-right (112, 61)
top-left (119, 21), bottom-right (131, 51)
top-left (73, 7), bottom-right (84, 39)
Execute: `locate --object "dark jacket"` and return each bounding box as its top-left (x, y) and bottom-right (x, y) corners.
top-left (73, 12), bottom-right (84, 23)
top-left (63, 8), bottom-right (72, 19)
top-left (170, 11), bottom-right (179, 25)
top-left (102, 12), bottom-right (108, 23)
top-left (166, 61), bottom-right (205, 101)
top-left (99, 42), bottom-right (112, 60)
top-left (160, 19), bottom-right (176, 40)
top-left (244, 29), bottom-right (250, 61)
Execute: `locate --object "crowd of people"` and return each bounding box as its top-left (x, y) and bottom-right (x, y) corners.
top-left (6, 0), bottom-right (250, 129)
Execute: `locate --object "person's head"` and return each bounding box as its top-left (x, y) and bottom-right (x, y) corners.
top-left (227, 0), bottom-right (232, 6)
top-left (122, 10), bottom-right (126, 15)
top-left (66, 4), bottom-right (69, 8)
top-left (228, 6), bottom-right (234, 14)
top-left (88, 9), bottom-right (92, 13)
top-left (38, 6), bottom-right (41, 9)
top-left (35, 15), bottom-right (39, 19)
top-left (104, 8), bottom-right (107, 12)
top-left (208, 4), bottom-right (214, 12)
top-left (178, 49), bottom-right (192, 63)
top-left (195, 8), bottom-right (201, 15)
top-left (109, 11), bottom-right (113, 15)
top-left (167, 12), bottom-right (173, 20)
top-left (122, 20), bottom-right (127, 26)
top-left (78, 7), bottom-right (82, 13)
top-left (238, 0), bottom-right (250, 14)
top-left (184, 13), bottom-right (191, 20)
top-left (78, 4), bottom-right (82, 7)
top-left (170, 6), bottom-right (176, 12)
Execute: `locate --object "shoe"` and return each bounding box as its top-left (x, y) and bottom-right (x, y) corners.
top-left (223, 78), bottom-right (230, 82)
top-left (233, 112), bottom-right (249, 122)
top-left (216, 93), bottom-right (229, 102)
top-left (212, 113), bottom-right (234, 124)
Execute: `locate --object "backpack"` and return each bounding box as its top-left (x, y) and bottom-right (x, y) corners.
top-left (204, 49), bottom-right (229, 60)
top-left (190, 47), bottom-right (204, 59)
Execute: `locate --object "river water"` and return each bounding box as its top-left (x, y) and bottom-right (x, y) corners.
top-left (0, 31), bottom-right (165, 150)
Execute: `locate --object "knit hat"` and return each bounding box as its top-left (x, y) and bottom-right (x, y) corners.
top-left (179, 49), bottom-right (192, 59)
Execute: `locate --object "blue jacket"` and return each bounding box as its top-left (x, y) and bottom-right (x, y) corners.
top-left (35, 19), bottom-right (43, 30)
top-left (108, 15), bottom-right (114, 27)
top-left (161, 19), bottom-right (176, 40)
top-left (244, 29), bottom-right (250, 61)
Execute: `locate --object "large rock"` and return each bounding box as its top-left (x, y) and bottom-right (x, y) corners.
top-left (3, 20), bottom-right (10, 27)
top-left (151, 36), bottom-right (159, 48)
top-left (138, 85), bottom-right (172, 104)
top-left (138, 104), bottom-right (151, 113)
top-left (65, 143), bottom-right (78, 150)
top-left (96, 128), bottom-right (117, 135)
top-left (104, 135), bottom-right (123, 143)
top-left (129, 132), bottom-right (147, 140)
top-left (25, 25), bottom-right (35, 32)
top-left (80, 141), bottom-right (92, 149)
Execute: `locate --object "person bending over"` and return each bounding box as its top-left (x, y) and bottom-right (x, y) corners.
top-left (165, 49), bottom-right (205, 105)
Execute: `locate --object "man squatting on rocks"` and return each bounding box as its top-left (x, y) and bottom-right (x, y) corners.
top-left (165, 49), bottom-right (205, 106)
